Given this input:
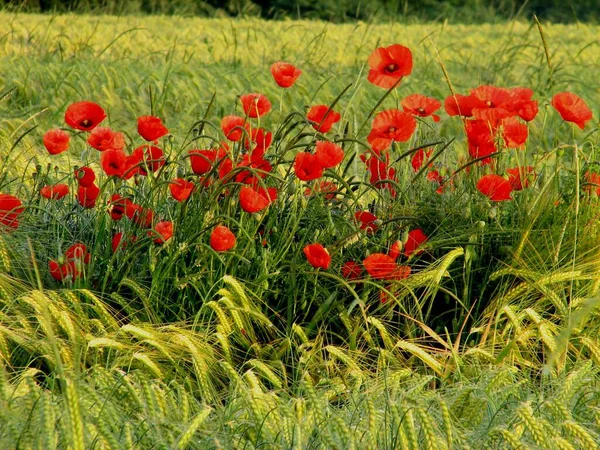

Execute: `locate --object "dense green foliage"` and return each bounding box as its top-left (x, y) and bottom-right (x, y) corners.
top-left (1, 12), bottom-right (600, 448)
top-left (4, 0), bottom-right (600, 22)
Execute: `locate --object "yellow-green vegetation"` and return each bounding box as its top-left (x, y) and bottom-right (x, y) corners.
top-left (2, 12), bottom-right (600, 448)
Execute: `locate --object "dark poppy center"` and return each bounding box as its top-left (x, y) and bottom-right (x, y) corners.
top-left (385, 63), bottom-right (398, 73)
top-left (486, 100), bottom-right (494, 107)
top-left (418, 107), bottom-right (426, 114)
top-left (80, 119), bottom-right (92, 128)
top-left (109, 162), bottom-right (120, 170)
top-left (388, 126), bottom-right (396, 133)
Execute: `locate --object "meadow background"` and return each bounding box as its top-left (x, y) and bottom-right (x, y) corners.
top-left (1, 4), bottom-right (600, 450)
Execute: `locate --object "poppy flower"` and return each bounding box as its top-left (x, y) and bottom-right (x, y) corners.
top-left (363, 253), bottom-right (396, 280)
top-left (402, 94), bottom-right (442, 122)
top-left (109, 194), bottom-right (128, 220)
top-left (506, 166), bottom-right (535, 191)
top-left (444, 94), bottom-right (484, 118)
top-left (551, 92), bottom-right (593, 130)
top-left (240, 93), bottom-right (271, 118)
top-left (239, 185), bottom-right (273, 213)
top-left (49, 260), bottom-right (76, 282)
top-left (355, 211), bottom-right (378, 233)
top-left (270, 62), bottom-right (302, 88)
top-left (234, 154), bottom-right (272, 184)
top-left (360, 153), bottom-right (397, 195)
top-left (303, 243), bottom-right (331, 269)
top-left (403, 229), bottom-right (428, 257)
top-left (64, 101), bottom-right (106, 131)
top-left (100, 149), bottom-right (128, 177)
top-left (66, 242), bottom-right (91, 264)
top-left (389, 240), bottom-right (402, 260)
top-left (477, 174), bottom-right (513, 201)
top-left (130, 145), bottom-right (166, 175)
top-left (40, 184), bottom-right (69, 200)
top-left (77, 184), bottom-right (100, 208)
top-left (87, 127), bottom-right (125, 152)
top-left (411, 148), bottom-right (433, 172)
top-left (125, 203), bottom-right (154, 228)
top-left (210, 225), bottom-right (236, 252)
top-left (43, 129), bottom-right (70, 155)
top-left (341, 261), bottom-right (362, 280)
top-left (306, 105), bottom-right (341, 133)
top-left (304, 181), bottom-right (338, 200)
top-left (189, 149), bottom-right (217, 175)
top-left (315, 141), bottom-right (344, 169)
top-left (137, 116), bottom-right (169, 141)
top-left (367, 44), bottom-right (413, 89)
top-left (245, 127), bottom-right (272, 158)
top-left (169, 178), bottom-right (194, 202)
top-left (367, 109), bottom-right (416, 152)
top-left (149, 221), bottom-right (173, 244)
top-left (501, 117), bottom-right (528, 149)
top-left (465, 120), bottom-right (497, 164)
top-left (112, 232), bottom-right (136, 253)
top-left (0, 194), bottom-right (24, 229)
top-left (294, 152), bottom-right (324, 181)
top-left (74, 166), bottom-right (96, 187)
top-left (388, 265), bottom-right (411, 281)
top-left (221, 115), bottom-right (248, 142)
top-left (584, 172), bottom-right (600, 196)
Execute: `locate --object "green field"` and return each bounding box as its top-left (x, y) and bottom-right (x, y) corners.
top-left (2, 12), bottom-right (600, 449)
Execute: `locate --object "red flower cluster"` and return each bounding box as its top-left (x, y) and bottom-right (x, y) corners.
top-left (0, 194), bottom-right (24, 229)
top-left (49, 242), bottom-right (91, 282)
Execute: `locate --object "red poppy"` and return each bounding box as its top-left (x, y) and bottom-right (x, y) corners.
top-left (306, 105), bottom-right (341, 133)
top-left (40, 184), bottom-right (69, 200)
top-left (125, 203), bottom-right (154, 228)
top-left (506, 166), bottom-right (535, 191)
top-left (149, 221), bottom-right (173, 244)
top-left (270, 62), bottom-right (302, 88)
top-left (465, 120), bottom-right (497, 164)
top-left (138, 116), bottom-right (169, 141)
top-left (43, 129), bottom-right (70, 155)
top-left (444, 93), bottom-right (484, 118)
top-left (240, 93), bottom-right (271, 118)
top-left (0, 194), bottom-right (24, 229)
top-left (360, 153), bottom-right (397, 195)
top-left (87, 127), bottom-right (125, 152)
top-left (66, 243), bottom-right (91, 264)
top-left (244, 127), bottom-right (272, 158)
top-left (477, 174), bottom-right (513, 201)
top-left (315, 141), bottom-right (344, 169)
top-left (403, 229), bottom-right (428, 257)
top-left (367, 44), bottom-right (413, 89)
top-left (294, 152), bottom-right (324, 181)
top-left (367, 109), bottom-right (416, 152)
top-left (507, 87), bottom-right (538, 122)
top-left (109, 194), bottom-right (128, 220)
top-left (234, 154), bottom-right (272, 184)
top-left (64, 101), bottom-right (106, 131)
top-left (411, 148), bottom-right (433, 172)
top-left (169, 178), bottom-right (194, 202)
top-left (388, 265), bottom-right (411, 281)
top-left (221, 115), bottom-right (248, 142)
top-left (49, 260), bottom-right (75, 282)
top-left (210, 225), bottom-right (236, 252)
top-left (341, 261), bottom-right (362, 280)
top-left (402, 94), bottom-right (442, 122)
top-left (304, 181), bottom-right (338, 199)
top-left (130, 145), bottom-right (166, 175)
top-left (584, 172), bottom-right (600, 196)
top-left (100, 149), bottom-right (128, 177)
top-left (303, 243), bottom-right (331, 269)
top-left (239, 185), bottom-right (272, 213)
top-left (389, 241), bottom-right (402, 260)
top-left (189, 149), bottom-right (217, 175)
top-left (355, 211), bottom-right (378, 233)
top-left (74, 166), bottom-right (96, 187)
top-left (363, 253), bottom-right (396, 280)
top-left (77, 184), bottom-right (100, 208)
top-left (551, 92), bottom-right (593, 130)
top-left (501, 117), bottom-right (528, 149)
top-left (112, 232), bottom-right (136, 253)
